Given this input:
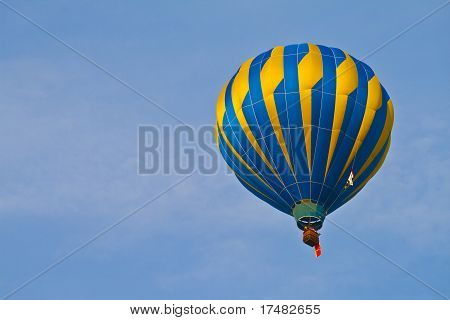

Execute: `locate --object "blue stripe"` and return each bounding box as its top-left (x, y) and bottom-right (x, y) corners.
top-left (327, 136), bottom-right (390, 212)
top-left (322, 58), bottom-right (369, 199)
top-left (235, 175), bottom-right (291, 214)
top-left (311, 46), bottom-right (337, 201)
top-left (218, 128), bottom-right (291, 210)
top-left (352, 86), bottom-right (389, 174)
top-left (222, 82), bottom-right (286, 193)
top-left (246, 53), bottom-right (301, 203)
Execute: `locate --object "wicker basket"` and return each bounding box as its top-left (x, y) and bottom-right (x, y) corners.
top-left (303, 228), bottom-right (319, 247)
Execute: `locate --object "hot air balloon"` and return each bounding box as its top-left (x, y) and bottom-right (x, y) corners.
top-left (215, 43), bottom-right (394, 256)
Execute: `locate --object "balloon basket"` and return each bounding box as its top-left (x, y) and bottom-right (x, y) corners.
top-left (303, 228), bottom-right (320, 247)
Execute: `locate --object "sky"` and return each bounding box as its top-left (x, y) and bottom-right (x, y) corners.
top-left (0, 0), bottom-right (449, 299)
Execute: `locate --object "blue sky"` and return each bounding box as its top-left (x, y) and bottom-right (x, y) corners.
top-left (0, 0), bottom-right (449, 299)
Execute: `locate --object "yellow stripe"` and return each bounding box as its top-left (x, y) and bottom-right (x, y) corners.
top-left (231, 58), bottom-right (253, 114)
top-left (355, 99), bottom-right (394, 180)
top-left (298, 43), bottom-right (323, 173)
top-left (231, 57), bottom-right (283, 183)
top-left (218, 124), bottom-right (274, 191)
top-left (338, 75), bottom-right (383, 180)
top-left (214, 123), bottom-right (219, 148)
top-left (260, 46), bottom-right (294, 172)
top-left (325, 53), bottom-right (358, 175)
top-left (215, 80), bottom-right (229, 129)
top-left (343, 136), bottom-right (391, 202)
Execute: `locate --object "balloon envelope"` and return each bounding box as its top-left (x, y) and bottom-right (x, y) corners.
top-left (216, 43), bottom-right (394, 230)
